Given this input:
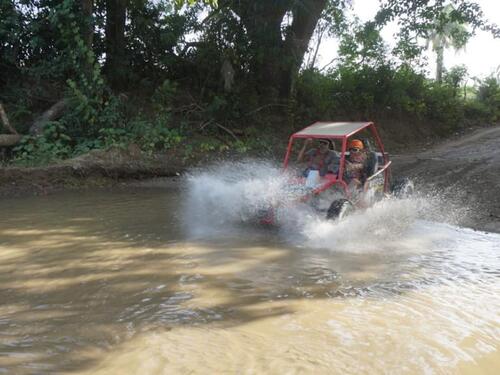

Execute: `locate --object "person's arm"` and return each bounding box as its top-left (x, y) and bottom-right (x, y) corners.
top-left (297, 138), bottom-right (313, 162)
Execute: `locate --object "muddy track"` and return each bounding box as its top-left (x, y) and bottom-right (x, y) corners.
top-left (392, 126), bottom-right (500, 232)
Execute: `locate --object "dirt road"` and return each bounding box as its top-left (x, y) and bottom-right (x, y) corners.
top-left (392, 126), bottom-right (500, 232)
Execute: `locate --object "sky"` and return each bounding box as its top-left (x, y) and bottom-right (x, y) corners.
top-left (317, 0), bottom-right (500, 79)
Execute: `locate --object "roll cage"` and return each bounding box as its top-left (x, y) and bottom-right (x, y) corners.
top-left (282, 122), bottom-right (392, 197)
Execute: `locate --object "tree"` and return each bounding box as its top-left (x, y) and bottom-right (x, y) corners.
top-left (174, 0), bottom-right (217, 6)
top-left (104, 0), bottom-right (127, 90)
top-left (444, 65), bottom-right (467, 97)
top-left (337, 21), bottom-right (387, 68)
top-left (425, 5), bottom-right (469, 83)
top-left (374, 1), bottom-right (500, 81)
top-left (219, 0), bottom-right (347, 97)
top-left (304, 1), bottom-right (347, 70)
top-left (81, 0), bottom-right (94, 49)
top-left (81, 0), bottom-right (94, 75)
top-left (102, 0), bottom-right (216, 91)
top-left (477, 76), bottom-right (500, 121)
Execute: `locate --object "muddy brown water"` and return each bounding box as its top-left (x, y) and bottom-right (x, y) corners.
top-left (0, 187), bottom-right (499, 374)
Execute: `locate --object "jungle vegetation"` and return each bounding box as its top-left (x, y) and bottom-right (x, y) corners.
top-left (1, 0), bottom-right (500, 165)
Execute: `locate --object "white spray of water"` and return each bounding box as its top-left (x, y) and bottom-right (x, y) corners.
top-left (182, 161), bottom-right (294, 237)
top-left (182, 160), bottom-right (471, 251)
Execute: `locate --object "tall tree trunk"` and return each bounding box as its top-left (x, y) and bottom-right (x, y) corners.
top-left (80, 0), bottom-right (94, 74)
top-left (229, 1), bottom-right (289, 96)
top-left (29, 100), bottom-right (67, 136)
top-left (284, 0), bottom-right (327, 95)
top-left (227, 0), bottom-right (327, 98)
top-left (81, 0), bottom-right (93, 49)
top-left (0, 103), bottom-right (18, 135)
top-left (105, 0), bottom-right (127, 90)
top-left (435, 44), bottom-right (444, 83)
top-left (308, 23), bottom-right (326, 69)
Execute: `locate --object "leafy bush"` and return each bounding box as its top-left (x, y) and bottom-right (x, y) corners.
top-left (463, 100), bottom-right (491, 122)
top-left (126, 114), bottom-right (184, 153)
top-left (296, 64), bottom-right (469, 132)
top-left (443, 65), bottom-right (468, 98)
top-left (12, 112), bottom-right (184, 164)
top-left (476, 77), bottom-right (500, 121)
top-left (421, 82), bottom-right (464, 131)
top-left (152, 80), bottom-right (177, 112)
top-left (13, 122), bottom-right (72, 165)
top-left (295, 68), bottom-right (337, 119)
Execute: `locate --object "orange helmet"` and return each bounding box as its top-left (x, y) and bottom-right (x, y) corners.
top-left (347, 139), bottom-right (364, 150)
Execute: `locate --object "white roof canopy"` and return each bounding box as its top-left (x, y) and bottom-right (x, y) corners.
top-left (293, 122), bottom-right (371, 137)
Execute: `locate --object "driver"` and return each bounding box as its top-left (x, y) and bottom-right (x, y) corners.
top-left (345, 139), bottom-right (368, 188)
top-left (297, 138), bottom-right (337, 177)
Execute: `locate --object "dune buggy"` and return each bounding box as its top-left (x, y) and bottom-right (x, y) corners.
top-left (260, 121), bottom-right (412, 224)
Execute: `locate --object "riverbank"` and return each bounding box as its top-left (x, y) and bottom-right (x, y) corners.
top-left (0, 148), bottom-right (187, 197)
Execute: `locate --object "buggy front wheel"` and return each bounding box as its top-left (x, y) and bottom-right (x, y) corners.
top-left (326, 199), bottom-right (354, 220)
top-left (391, 178), bottom-right (414, 198)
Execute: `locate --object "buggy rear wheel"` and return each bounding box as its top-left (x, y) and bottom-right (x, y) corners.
top-left (326, 199), bottom-right (354, 220)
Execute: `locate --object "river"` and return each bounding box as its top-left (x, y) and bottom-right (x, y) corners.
top-left (0, 165), bottom-right (499, 374)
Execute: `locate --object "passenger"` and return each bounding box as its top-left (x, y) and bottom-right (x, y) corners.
top-left (345, 139), bottom-right (368, 188)
top-left (297, 138), bottom-right (337, 177)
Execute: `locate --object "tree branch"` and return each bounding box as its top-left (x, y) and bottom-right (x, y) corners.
top-left (319, 57), bottom-right (339, 72)
top-left (0, 134), bottom-right (22, 147)
top-left (0, 103), bottom-right (18, 135)
top-left (309, 22), bottom-right (327, 69)
top-left (199, 119), bottom-right (239, 142)
top-left (244, 103), bottom-right (288, 116)
top-left (214, 122), bottom-right (239, 143)
top-left (29, 99), bottom-right (67, 136)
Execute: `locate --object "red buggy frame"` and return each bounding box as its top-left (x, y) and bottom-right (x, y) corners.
top-left (282, 121), bottom-right (392, 199)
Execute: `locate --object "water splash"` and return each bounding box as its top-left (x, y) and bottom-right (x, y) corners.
top-left (182, 160), bottom-right (291, 237)
top-left (182, 160), bottom-right (476, 251)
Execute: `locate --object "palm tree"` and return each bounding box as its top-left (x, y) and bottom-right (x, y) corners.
top-left (426, 5), bottom-right (469, 83)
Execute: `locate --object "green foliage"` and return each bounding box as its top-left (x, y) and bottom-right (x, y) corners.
top-left (424, 5), bottom-right (470, 82)
top-left (48, 0), bottom-right (116, 138)
top-left (476, 77), bottom-right (500, 121)
top-left (3, 0), bottom-right (500, 170)
top-left (126, 2), bottom-right (196, 82)
top-left (337, 21), bottom-right (388, 68)
top-left (298, 65), bottom-right (428, 119)
top-left (98, 127), bottom-right (130, 150)
top-left (377, 1), bottom-right (488, 42)
top-left (294, 68), bottom-right (336, 119)
top-left (421, 82), bottom-right (463, 131)
top-left (0, 0), bottom-right (21, 68)
top-left (463, 100), bottom-right (491, 122)
top-left (152, 80), bottom-right (177, 112)
top-left (13, 122), bottom-right (72, 165)
top-left (174, 0), bottom-right (218, 8)
top-left (125, 115), bottom-right (184, 154)
top-left (12, 113), bottom-right (185, 163)
top-left (443, 65), bottom-right (468, 97)
top-left (81, 110), bottom-right (184, 155)
top-left (73, 138), bottom-right (104, 155)
top-left (296, 64), bottom-right (475, 132)
top-left (64, 82), bottom-right (122, 139)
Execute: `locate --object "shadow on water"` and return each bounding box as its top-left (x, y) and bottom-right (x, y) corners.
top-left (0, 188), bottom-right (498, 373)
